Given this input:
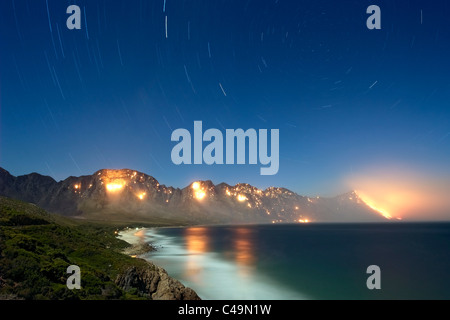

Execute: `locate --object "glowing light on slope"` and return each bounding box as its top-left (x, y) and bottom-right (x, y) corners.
top-left (195, 190), bottom-right (206, 200)
top-left (192, 182), bottom-right (206, 200)
top-left (355, 190), bottom-right (392, 220)
top-left (345, 165), bottom-right (450, 221)
top-left (237, 194), bottom-right (247, 202)
top-left (106, 183), bottom-right (124, 192)
top-left (137, 192), bottom-right (146, 200)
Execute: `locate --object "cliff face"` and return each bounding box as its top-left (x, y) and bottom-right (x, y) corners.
top-left (116, 264), bottom-right (200, 300)
top-left (0, 167), bottom-right (387, 223)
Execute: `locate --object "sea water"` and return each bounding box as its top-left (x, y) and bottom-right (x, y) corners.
top-left (138, 223), bottom-right (450, 300)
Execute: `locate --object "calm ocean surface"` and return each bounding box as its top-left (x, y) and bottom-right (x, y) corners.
top-left (138, 223), bottom-right (450, 300)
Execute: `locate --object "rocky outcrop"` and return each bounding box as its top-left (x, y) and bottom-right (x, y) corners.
top-left (115, 263), bottom-right (201, 300)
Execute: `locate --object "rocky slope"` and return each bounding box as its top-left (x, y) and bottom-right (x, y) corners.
top-left (116, 264), bottom-right (200, 300)
top-left (0, 167), bottom-right (387, 223)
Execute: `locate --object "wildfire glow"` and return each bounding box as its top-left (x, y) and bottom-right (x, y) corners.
top-left (237, 194), bottom-right (247, 202)
top-left (106, 183), bottom-right (124, 192)
top-left (195, 190), bottom-right (206, 200)
top-left (355, 190), bottom-right (392, 220)
top-left (298, 219), bottom-right (310, 223)
top-left (192, 181), bottom-right (207, 200)
top-left (137, 192), bottom-right (146, 200)
top-left (346, 165), bottom-right (450, 221)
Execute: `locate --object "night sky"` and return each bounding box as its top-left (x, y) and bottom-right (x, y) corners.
top-left (1, 0), bottom-right (450, 203)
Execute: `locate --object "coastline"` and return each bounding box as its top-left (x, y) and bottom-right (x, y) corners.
top-left (116, 227), bottom-right (201, 300)
top-left (121, 225), bottom-right (311, 300)
top-left (117, 227), bottom-right (155, 256)
top-left (117, 227), bottom-right (144, 246)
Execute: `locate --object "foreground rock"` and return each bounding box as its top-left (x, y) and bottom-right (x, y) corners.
top-left (116, 263), bottom-right (201, 300)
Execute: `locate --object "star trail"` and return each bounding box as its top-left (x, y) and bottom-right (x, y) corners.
top-left (1, 0), bottom-right (450, 200)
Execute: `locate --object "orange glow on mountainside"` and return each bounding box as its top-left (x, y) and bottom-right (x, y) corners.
top-left (192, 182), bottom-right (207, 200)
top-left (106, 183), bottom-right (124, 192)
top-left (237, 194), bottom-right (247, 202)
top-left (137, 192), bottom-right (146, 200)
top-left (347, 165), bottom-right (450, 221)
top-left (355, 190), bottom-right (392, 220)
top-left (195, 190), bottom-right (206, 200)
top-left (99, 170), bottom-right (132, 193)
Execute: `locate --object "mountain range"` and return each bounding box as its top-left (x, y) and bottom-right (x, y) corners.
top-left (0, 167), bottom-right (387, 224)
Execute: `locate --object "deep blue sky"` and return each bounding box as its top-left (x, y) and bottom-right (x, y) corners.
top-left (1, 0), bottom-right (449, 196)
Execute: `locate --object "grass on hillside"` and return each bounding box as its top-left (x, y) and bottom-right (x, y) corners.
top-left (0, 196), bottom-right (158, 300)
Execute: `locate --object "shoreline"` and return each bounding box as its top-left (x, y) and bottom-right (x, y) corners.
top-left (116, 227), bottom-right (202, 300)
top-left (117, 227), bottom-right (155, 256)
top-left (120, 225), bottom-right (311, 300)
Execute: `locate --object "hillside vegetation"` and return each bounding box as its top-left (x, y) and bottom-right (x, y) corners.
top-left (0, 196), bottom-right (158, 300)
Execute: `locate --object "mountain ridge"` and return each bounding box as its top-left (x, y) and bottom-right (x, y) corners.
top-left (0, 167), bottom-right (387, 224)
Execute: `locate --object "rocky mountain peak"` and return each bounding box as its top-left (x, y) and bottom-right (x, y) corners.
top-left (0, 167), bottom-right (389, 224)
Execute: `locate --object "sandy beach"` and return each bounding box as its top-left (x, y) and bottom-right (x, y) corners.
top-left (117, 228), bottom-right (154, 256)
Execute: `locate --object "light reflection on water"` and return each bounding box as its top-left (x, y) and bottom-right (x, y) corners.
top-left (183, 227), bottom-right (209, 284)
top-left (141, 226), bottom-right (307, 300)
top-left (232, 227), bottom-right (256, 277)
top-left (185, 227), bottom-right (209, 253)
top-left (183, 227), bottom-right (256, 282)
top-left (233, 228), bottom-right (255, 265)
top-left (139, 223), bottom-right (450, 300)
